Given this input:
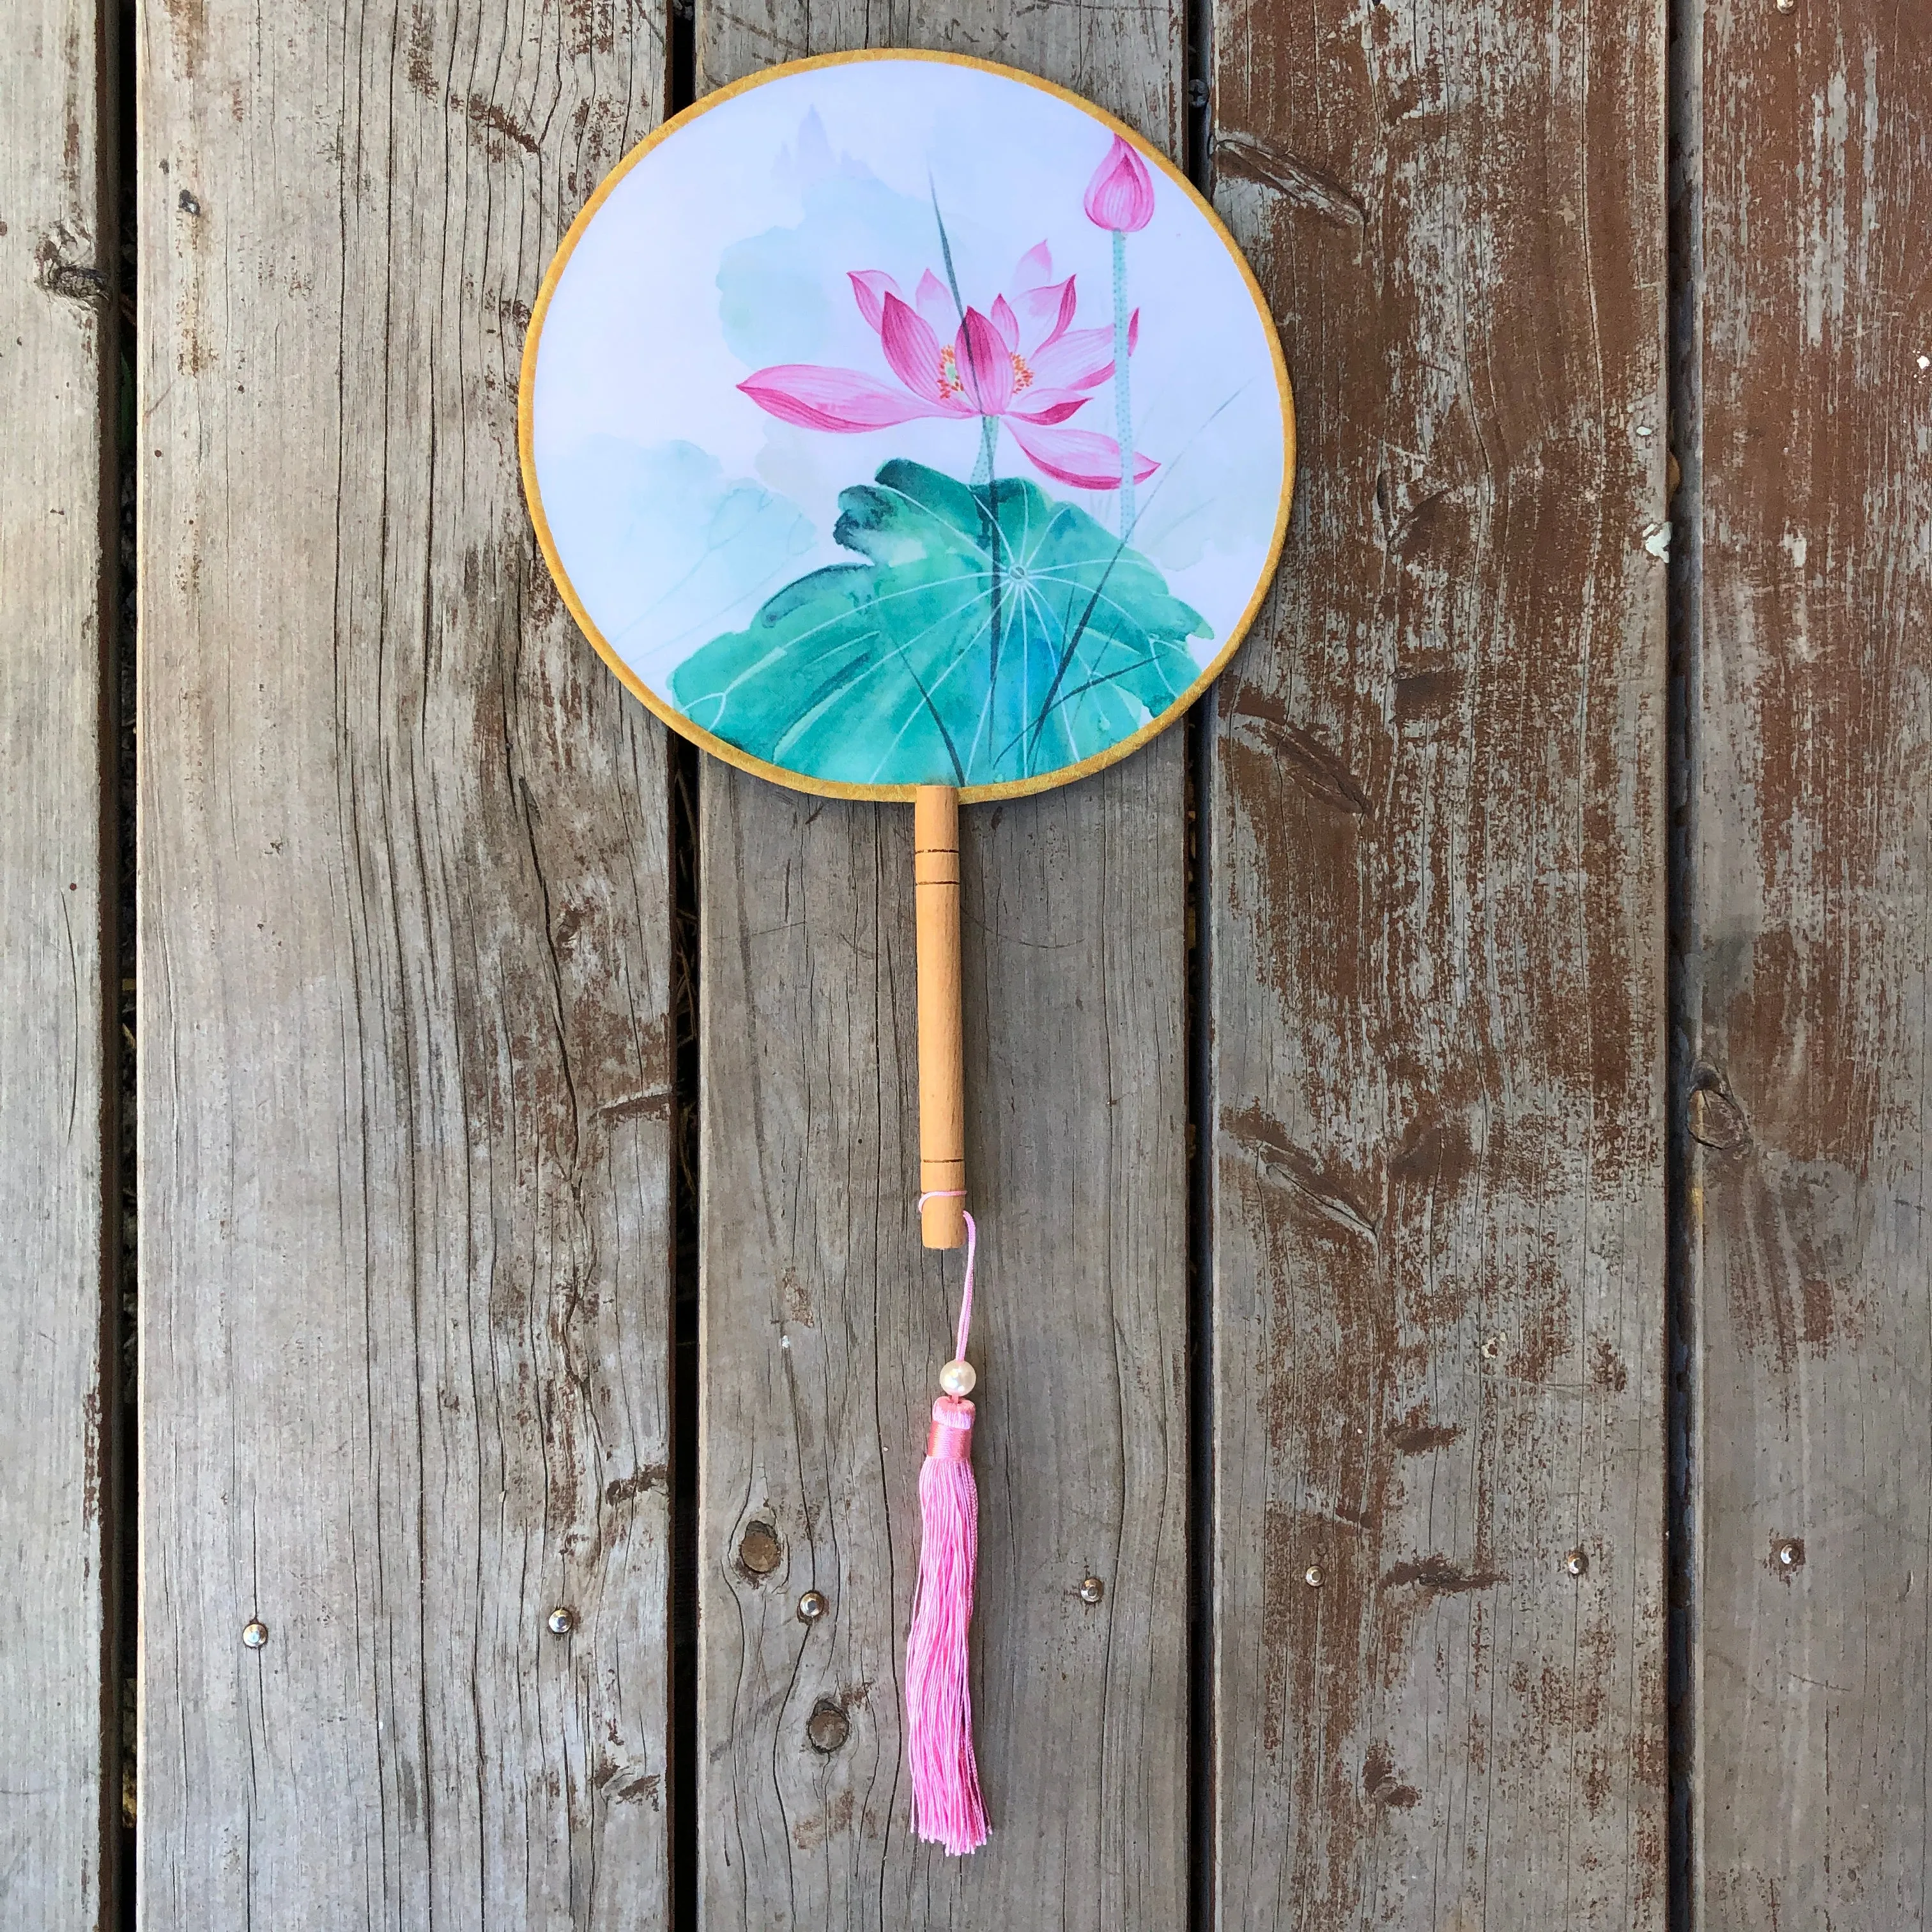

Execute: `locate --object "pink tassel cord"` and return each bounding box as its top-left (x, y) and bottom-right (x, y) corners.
top-left (906, 1397), bottom-right (987, 1853)
top-left (905, 1200), bottom-right (990, 1855)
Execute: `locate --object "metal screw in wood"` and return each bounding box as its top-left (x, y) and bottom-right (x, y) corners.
top-left (1078, 1575), bottom-right (1105, 1605)
top-left (1565, 1549), bottom-right (1589, 1577)
top-left (1775, 1538), bottom-right (1804, 1570)
top-left (546, 1606), bottom-right (576, 1636)
top-left (1303, 1564), bottom-right (1323, 1589)
top-left (797, 1590), bottom-right (828, 1623)
top-left (241, 1619), bottom-right (269, 1650)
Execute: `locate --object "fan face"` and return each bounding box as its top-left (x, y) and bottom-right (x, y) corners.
top-left (522, 52), bottom-right (1294, 802)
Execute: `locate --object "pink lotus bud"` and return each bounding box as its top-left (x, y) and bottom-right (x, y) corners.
top-left (1083, 134), bottom-right (1156, 233)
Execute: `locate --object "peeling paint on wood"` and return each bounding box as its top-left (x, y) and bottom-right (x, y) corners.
top-left (1208, 0), bottom-right (1670, 1921)
top-left (1690, 0), bottom-right (1932, 1920)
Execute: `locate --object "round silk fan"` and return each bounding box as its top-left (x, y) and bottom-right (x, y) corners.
top-left (521, 49), bottom-right (1294, 1854)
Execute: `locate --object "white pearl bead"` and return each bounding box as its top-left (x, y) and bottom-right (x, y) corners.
top-left (939, 1358), bottom-right (976, 1398)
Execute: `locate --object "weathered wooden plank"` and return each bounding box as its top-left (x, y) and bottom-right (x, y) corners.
top-left (693, 20), bottom-right (1190, 1932)
top-left (1689, 3), bottom-right (1932, 1921)
top-left (1207, 0), bottom-right (1670, 1920)
top-left (137, 3), bottom-right (672, 1924)
top-left (0, 1), bottom-right (117, 1923)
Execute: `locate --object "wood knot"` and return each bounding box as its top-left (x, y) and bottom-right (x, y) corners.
top-left (33, 229), bottom-right (107, 308)
top-left (1688, 1072), bottom-right (1749, 1152)
top-left (737, 1520), bottom-right (782, 1577)
top-left (806, 1698), bottom-right (850, 1753)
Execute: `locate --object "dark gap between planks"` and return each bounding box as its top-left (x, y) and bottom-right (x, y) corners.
top-left (1184, 712), bottom-right (1215, 1932)
top-left (668, 738), bottom-right (700, 1932)
top-left (1183, 10), bottom-right (1216, 1929)
top-left (668, 733), bottom-right (700, 1932)
top-left (1664, 0), bottom-right (1702, 1919)
top-left (666, 7), bottom-right (700, 1930)
top-left (111, 0), bottom-right (139, 1924)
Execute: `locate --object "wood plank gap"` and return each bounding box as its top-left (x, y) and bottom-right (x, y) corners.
top-left (666, 26), bottom-right (699, 1932)
top-left (668, 0), bottom-right (695, 118)
top-left (1664, 0), bottom-right (1704, 1917)
top-left (669, 737), bottom-right (701, 1932)
top-left (100, 0), bottom-right (130, 1917)
top-left (1184, 25), bottom-right (1216, 1932)
top-left (1185, 699), bottom-right (1217, 1932)
top-left (111, 0), bottom-right (139, 1919)
top-left (1184, 0), bottom-right (1211, 185)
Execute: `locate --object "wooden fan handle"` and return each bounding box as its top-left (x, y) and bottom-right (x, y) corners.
top-left (914, 786), bottom-right (967, 1249)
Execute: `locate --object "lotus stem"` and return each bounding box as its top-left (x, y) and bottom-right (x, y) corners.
top-left (972, 415), bottom-right (998, 488)
top-left (1111, 229), bottom-right (1133, 538)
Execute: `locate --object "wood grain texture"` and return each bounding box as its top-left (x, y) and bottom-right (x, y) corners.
top-left (698, 765), bottom-right (1187, 1929)
top-left (0, 1), bottom-right (116, 1922)
top-left (1689, 2), bottom-right (1932, 1922)
top-left (1207, 0), bottom-right (1670, 1922)
top-left (137, 3), bottom-right (672, 1923)
top-left (695, 21), bottom-right (1189, 1931)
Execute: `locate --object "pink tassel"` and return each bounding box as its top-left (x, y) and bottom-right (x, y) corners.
top-left (905, 1393), bottom-right (988, 1854)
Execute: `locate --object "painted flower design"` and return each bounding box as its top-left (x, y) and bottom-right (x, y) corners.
top-left (1084, 134), bottom-right (1157, 530)
top-left (1083, 135), bottom-right (1156, 233)
top-left (739, 244), bottom-right (1154, 491)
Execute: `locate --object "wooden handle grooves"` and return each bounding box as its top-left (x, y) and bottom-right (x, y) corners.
top-left (914, 786), bottom-right (966, 1250)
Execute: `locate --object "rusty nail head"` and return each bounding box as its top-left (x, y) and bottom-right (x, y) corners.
top-left (241, 1619), bottom-right (269, 1650)
top-left (1304, 1563), bottom-right (1323, 1589)
top-left (546, 1605), bottom-right (577, 1636)
top-left (1775, 1538), bottom-right (1804, 1571)
top-left (1565, 1549), bottom-right (1588, 1577)
top-left (1078, 1575), bottom-right (1104, 1605)
top-left (1775, 0), bottom-right (1795, 10)
top-left (806, 1697), bottom-right (850, 1753)
top-left (797, 1590), bottom-right (828, 1623)
top-left (739, 1521), bottom-right (783, 1575)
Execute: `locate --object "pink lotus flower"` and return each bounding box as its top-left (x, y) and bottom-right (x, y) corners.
top-left (1082, 135), bottom-right (1156, 234)
top-left (739, 245), bottom-right (1154, 492)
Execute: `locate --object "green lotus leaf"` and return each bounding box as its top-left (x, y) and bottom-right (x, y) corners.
top-left (667, 459), bottom-right (1210, 787)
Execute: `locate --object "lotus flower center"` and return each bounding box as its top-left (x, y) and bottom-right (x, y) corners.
top-left (937, 346), bottom-right (963, 402)
top-left (1010, 353), bottom-right (1034, 392)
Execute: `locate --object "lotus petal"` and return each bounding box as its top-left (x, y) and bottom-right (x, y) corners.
top-left (915, 269), bottom-right (957, 340)
top-left (848, 269), bottom-right (903, 332)
top-left (879, 293), bottom-right (957, 406)
top-left (1083, 135), bottom-right (1156, 233)
top-left (1006, 418), bottom-right (1158, 489)
top-left (955, 308), bottom-right (1015, 415)
top-left (739, 365), bottom-right (957, 432)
